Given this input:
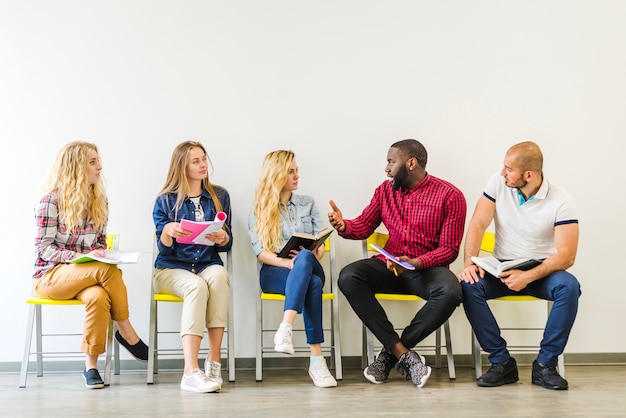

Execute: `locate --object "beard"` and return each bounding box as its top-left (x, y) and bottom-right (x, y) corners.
top-left (392, 165), bottom-right (409, 191)
top-left (504, 177), bottom-right (527, 189)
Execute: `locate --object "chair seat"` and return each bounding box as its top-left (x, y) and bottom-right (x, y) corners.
top-left (153, 293), bottom-right (184, 303)
top-left (260, 292), bottom-right (335, 301)
top-left (26, 297), bottom-right (84, 305)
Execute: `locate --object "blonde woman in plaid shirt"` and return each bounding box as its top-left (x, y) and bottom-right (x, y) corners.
top-left (33, 141), bottom-right (148, 389)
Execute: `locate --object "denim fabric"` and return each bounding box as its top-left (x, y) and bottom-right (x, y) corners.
top-left (461, 270), bottom-right (580, 366)
top-left (248, 194), bottom-right (324, 256)
top-left (260, 250), bottom-right (325, 344)
top-left (153, 186), bottom-right (232, 273)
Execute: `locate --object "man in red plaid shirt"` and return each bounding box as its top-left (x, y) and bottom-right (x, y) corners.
top-left (329, 139), bottom-right (466, 388)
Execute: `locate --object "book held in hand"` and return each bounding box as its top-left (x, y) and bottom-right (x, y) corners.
top-left (369, 243), bottom-right (415, 270)
top-left (70, 250), bottom-right (141, 265)
top-left (276, 226), bottom-right (334, 258)
top-left (177, 212), bottom-right (227, 246)
top-left (471, 255), bottom-right (542, 277)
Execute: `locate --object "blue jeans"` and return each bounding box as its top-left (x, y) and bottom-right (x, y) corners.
top-left (260, 250), bottom-right (325, 344)
top-left (461, 270), bottom-right (581, 366)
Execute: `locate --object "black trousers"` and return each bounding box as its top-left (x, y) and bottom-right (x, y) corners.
top-left (338, 257), bottom-right (462, 352)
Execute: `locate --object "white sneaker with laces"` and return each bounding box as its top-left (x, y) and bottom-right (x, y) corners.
top-left (180, 369), bottom-right (221, 393)
top-left (274, 324), bottom-right (295, 355)
top-left (205, 359), bottom-right (223, 388)
top-left (308, 358), bottom-right (338, 388)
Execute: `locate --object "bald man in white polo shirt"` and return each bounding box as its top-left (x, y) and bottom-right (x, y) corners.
top-left (459, 141), bottom-right (580, 391)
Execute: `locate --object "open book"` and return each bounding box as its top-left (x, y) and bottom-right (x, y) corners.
top-left (177, 212), bottom-right (227, 246)
top-left (276, 227), bottom-right (334, 258)
top-left (369, 243), bottom-right (416, 270)
top-left (471, 255), bottom-right (542, 277)
top-left (70, 250), bottom-right (141, 265)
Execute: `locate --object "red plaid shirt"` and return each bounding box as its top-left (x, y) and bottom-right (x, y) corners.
top-left (340, 174), bottom-right (466, 268)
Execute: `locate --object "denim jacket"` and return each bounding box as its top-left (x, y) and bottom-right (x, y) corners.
top-left (153, 185), bottom-right (232, 273)
top-left (248, 193), bottom-right (324, 256)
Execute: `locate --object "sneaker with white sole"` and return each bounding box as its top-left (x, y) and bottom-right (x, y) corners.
top-left (396, 351), bottom-right (432, 388)
top-left (308, 358), bottom-right (338, 388)
top-left (274, 324), bottom-right (294, 355)
top-left (205, 359), bottom-right (223, 389)
top-left (83, 368), bottom-right (105, 389)
top-left (180, 369), bottom-right (221, 393)
top-left (363, 348), bottom-right (398, 384)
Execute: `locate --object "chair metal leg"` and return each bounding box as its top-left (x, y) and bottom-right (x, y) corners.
top-left (147, 296), bottom-right (158, 384)
top-left (255, 295), bottom-right (263, 382)
top-left (19, 304), bottom-right (36, 388)
top-left (434, 327), bottom-right (442, 368)
top-left (473, 332), bottom-right (483, 379)
top-left (331, 296), bottom-right (342, 380)
top-left (443, 321), bottom-right (456, 380)
top-left (104, 320), bottom-right (114, 386)
top-left (35, 305), bottom-right (43, 377)
top-left (227, 305), bottom-right (235, 382)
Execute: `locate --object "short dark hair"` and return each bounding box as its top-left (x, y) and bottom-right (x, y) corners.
top-left (391, 139), bottom-right (427, 168)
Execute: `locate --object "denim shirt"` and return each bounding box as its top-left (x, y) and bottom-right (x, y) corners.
top-left (153, 186), bottom-right (232, 273)
top-left (248, 193), bottom-right (324, 256)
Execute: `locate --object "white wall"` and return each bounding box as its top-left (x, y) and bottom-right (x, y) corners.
top-left (1, 0), bottom-right (624, 364)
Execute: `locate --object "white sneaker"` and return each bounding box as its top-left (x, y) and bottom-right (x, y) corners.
top-left (308, 358), bottom-right (338, 388)
top-left (274, 325), bottom-right (294, 355)
top-left (180, 369), bottom-right (221, 393)
top-left (205, 359), bottom-right (223, 388)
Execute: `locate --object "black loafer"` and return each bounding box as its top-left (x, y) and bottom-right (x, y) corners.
top-left (115, 330), bottom-right (149, 362)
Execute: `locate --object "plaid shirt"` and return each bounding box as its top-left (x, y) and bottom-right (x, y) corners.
top-left (33, 190), bottom-right (108, 278)
top-left (340, 174), bottom-right (466, 268)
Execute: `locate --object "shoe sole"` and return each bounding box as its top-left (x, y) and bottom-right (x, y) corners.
top-left (477, 376), bottom-right (519, 387)
top-left (180, 382), bottom-right (221, 393)
top-left (532, 378), bottom-right (568, 390)
top-left (363, 367), bottom-right (387, 384)
top-left (83, 377), bottom-right (104, 389)
top-left (274, 344), bottom-right (295, 355)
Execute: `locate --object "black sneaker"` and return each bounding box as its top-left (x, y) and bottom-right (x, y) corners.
top-left (477, 357), bottom-right (519, 387)
top-left (363, 348), bottom-right (398, 384)
top-left (396, 351), bottom-right (432, 388)
top-left (532, 360), bottom-right (568, 390)
top-left (115, 331), bottom-right (149, 362)
top-left (83, 368), bottom-right (105, 389)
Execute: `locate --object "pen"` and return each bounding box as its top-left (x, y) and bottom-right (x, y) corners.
top-left (393, 266), bottom-right (398, 276)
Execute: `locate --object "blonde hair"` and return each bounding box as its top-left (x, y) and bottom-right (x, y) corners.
top-left (42, 141), bottom-right (108, 232)
top-left (253, 150), bottom-right (294, 252)
top-left (158, 141), bottom-right (225, 215)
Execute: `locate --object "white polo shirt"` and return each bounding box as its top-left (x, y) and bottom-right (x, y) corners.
top-left (483, 172), bottom-right (578, 260)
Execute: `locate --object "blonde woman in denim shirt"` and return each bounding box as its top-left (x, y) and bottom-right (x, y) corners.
top-left (153, 141), bottom-right (232, 393)
top-left (248, 150), bottom-right (337, 388)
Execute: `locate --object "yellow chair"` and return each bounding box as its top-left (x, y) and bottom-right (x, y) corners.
top-left (256, 234), bottom-right (342, 381)
top-left (19, 234), bottom-right (121, 388)
top-left (361, 232), bottom-right (456, 380)
top-left (147, 245), bottom-right (235, 384)
top-left (472, 231), bottom-right (565, 379)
